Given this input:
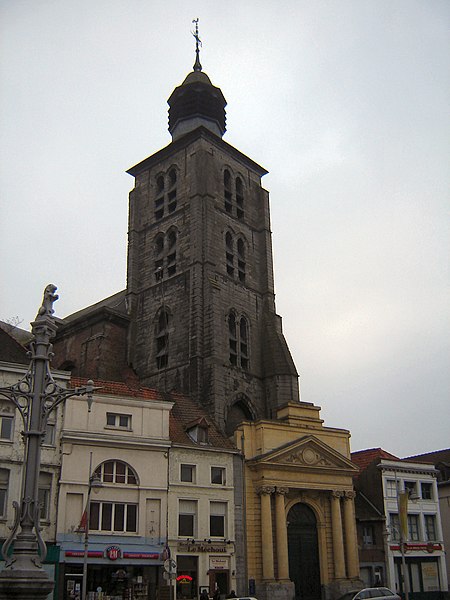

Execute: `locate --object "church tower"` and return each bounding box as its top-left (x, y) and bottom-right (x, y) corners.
top-left (126, 37), bottom-right (298, 434)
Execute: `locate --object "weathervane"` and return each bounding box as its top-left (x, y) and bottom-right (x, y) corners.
top-left (192, 18), bottom-right (202, 72)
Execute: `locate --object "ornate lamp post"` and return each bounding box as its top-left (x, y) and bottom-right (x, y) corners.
top-left (0, 285), bottom-right (97, 599)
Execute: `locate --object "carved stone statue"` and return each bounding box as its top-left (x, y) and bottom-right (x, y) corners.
top-left (36, 284), bottom-right (58, 320)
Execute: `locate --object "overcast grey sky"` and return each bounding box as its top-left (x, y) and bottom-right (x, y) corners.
top-left (1, 1), bottom-right (449, 457)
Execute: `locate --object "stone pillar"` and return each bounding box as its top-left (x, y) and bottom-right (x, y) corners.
top-left (258, 485), bottom-right (275, 581)
top-left (275, 487), bottom-right (290, 581)
top-left (343, 491), bottom-right (359, 578)
top-left (330, 490), bottom-right (346, 579)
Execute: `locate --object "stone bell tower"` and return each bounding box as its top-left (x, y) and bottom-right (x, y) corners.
top-left (126, 39), bottom-right (299, 434)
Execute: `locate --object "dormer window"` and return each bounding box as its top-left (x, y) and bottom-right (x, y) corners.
top-left (186, 418), bottom-right (209, 444)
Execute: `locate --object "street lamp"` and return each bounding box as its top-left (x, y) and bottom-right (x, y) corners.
top-left (0, 285), bottom-right (97, 600)
top-left (82, 453), bottom-right (102, 600)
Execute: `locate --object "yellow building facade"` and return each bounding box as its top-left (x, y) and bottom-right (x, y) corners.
top-left (236, 402), bottom-right (361, 600)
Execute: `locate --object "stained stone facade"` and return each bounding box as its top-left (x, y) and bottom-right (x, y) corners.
top-left (53, 66), bottom-right (299, 435)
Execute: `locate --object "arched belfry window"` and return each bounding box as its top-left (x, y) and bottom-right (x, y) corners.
top-left (225, 232), bottom-right (246, 284)
top-left (236, 177), bottom-right (244, 219)
top-left (224, 170), bottom-right (232, 213)
top-left (237, 238), bottom-right (246, 283)
top-left (223, 168), bottom-right (245, 220)
top-left (154, 229), bottom-right (177, 281)
top-left (155, 308), bottom-right (170, 369)
top-left (168, 169), bottom-right (177, 214)
top-left (154, 168), bottom-right (178, 221)
top-left (225, 232), bottom-right (234, 277)
top-left (94, 460), bottom-right (138, 485)
top-left (227, 311), bottom-right (249, 370)
top-left (228, 312), bottom-right (237, 366)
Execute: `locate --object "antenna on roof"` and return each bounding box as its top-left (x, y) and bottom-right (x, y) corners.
top-left (192, 18), bottom-right (202, 72)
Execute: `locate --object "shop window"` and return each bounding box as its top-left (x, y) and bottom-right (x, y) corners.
top-left (421, 482), bottom-right (433, 500)
top-left (178, 500), bottom-right (197, 537)
top-left (155, 309), bottom-right (170, 370)
top-left (90, 501), bottom-right (138, 532)
top-left (424, 514), bottom-right (437, 541)
top-left (106, 412), bottom-right (131, 430)
top-left (181, 464), bottom-right (196, 483)
top-left (0, 414), bottom-right (13, 441)
top-left (407, 514), bottom-right (419, 541)
top-left (210, 501), bottom-right (226, 537)
top-left (211, 467), bottom-right (225, 485)
top-left (0, 469), bottom-right (9, 517)
top-left (94, 460), bottom-right (137, 485)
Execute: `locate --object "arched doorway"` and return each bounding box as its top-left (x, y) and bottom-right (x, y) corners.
top-left (287, 503), bottom-right (321, 600)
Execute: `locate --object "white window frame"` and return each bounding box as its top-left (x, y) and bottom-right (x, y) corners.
top-left (209, 501), bottom-right (227, 538)
top-left (90, 501), bottom-right (138, 533)
top-left (105, 412), bottom-right (132, 430)
top-left (211, 466), bottom-right (226, 485)
top-left (0, 414), bottom-right (14, 441)
top-left (180, 464), bottom-right (196, 483)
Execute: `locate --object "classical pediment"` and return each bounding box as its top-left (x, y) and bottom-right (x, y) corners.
top-left (247, 435), bottom-right (358, 473)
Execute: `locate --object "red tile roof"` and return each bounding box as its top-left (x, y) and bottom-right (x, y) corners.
top-left (351, 447), bottom-right (400, 473)
top-left (71, 377), bottom-right (164, 400)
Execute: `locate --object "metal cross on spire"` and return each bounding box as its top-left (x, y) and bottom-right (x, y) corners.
top-left (192, 18), bottom-right (202, 72)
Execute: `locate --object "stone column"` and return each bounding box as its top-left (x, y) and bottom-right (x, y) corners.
top-left (343, 491), bottom-right (359, 578)
top-left (258, 485), bottom-right (275, 581)
top-left (275, 487), bottom-right (290, 581)
top-left (330, 490), bottom-right (346, 579)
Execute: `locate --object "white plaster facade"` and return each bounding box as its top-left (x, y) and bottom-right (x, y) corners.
top-left (168, 444), bottom-right (239, 599)
top-left (381, 459), bottom-right (448, 593)
top-left (57, 384), bottom-right (173, 600)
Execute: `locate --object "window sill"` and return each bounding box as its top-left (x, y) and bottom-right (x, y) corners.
top-left (104, 426), bottom-right (133, 433)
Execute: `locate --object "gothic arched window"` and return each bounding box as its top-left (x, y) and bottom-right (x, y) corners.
top-left (237, 238), bottom-right (246, 283)
top-left (154, 168), bottom-right (178, 221)
top-left (224, 169), bottom-right (232, 213)
top-left (228, 312), bottom-right (237, 366)
top-left (236, 176), bottom-right (244, 219)
top-left (228, 311), bottom-right (249, 370)
top-left (225, 232), bottom-right (234, 277)
top-left (154, 229), bottom-right (177, 281)
top-left (155, 309), bottom-right (170, 369)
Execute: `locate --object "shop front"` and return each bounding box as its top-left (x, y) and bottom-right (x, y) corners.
top-left (59, 538), bottom-right (163, 600)
top-left (175, 541), bottom-right (234, 600)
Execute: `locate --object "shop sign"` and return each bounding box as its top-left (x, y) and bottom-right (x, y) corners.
top-left (209, 556), bottom-right (229, 570)
top-left (177, 575), bottom-right (193, 583)
top-left (105, 545), bottom-right (122, 561)
top-left (389, 543), bottom-right (442, 553)
top-left (178, 541), bottom-right (227, 553)
top-left (123, 552), bottom-right (160, 559)
top-left (65, 550), bottom-right (103, 558)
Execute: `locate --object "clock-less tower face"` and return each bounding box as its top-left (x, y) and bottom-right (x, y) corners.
top-left (126, 68), bottom-right (298, 434)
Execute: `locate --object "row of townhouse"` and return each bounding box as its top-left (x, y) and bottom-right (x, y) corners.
top-left (352, 448), bottom-right (448, 596)
top-left (0, 361), bottom-right (241, 600)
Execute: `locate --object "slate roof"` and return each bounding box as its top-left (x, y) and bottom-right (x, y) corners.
top-left (60, 290), bottom-right (128, 324)
top-left (0, 325), bottom-right (30, 364)
top-left (351, 447), bottom-right (400, 474)
top-left (403, 448), bottom-right (450, 464)
top-left (70, 377), bottom-right (236, 451)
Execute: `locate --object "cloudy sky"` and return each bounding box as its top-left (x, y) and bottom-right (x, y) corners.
top-left (1, 1), bottom-right (448, 457)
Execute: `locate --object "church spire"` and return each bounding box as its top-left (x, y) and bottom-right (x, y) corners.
top-left (192, 18), bottom-right (202, 72)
